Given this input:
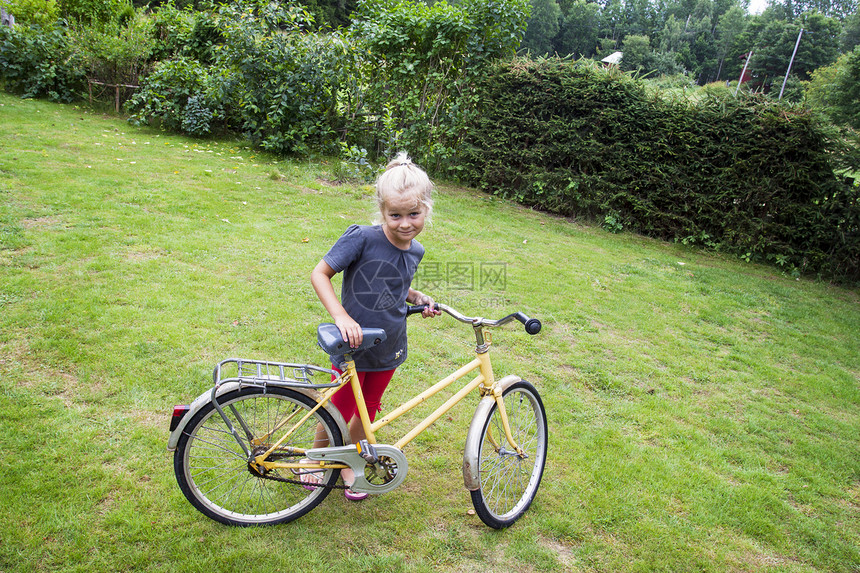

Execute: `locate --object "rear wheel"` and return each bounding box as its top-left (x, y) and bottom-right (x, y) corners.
top-left (469, 380), bottom-right (547, 528)
top-left (174, 386), bottom-right (343, 526)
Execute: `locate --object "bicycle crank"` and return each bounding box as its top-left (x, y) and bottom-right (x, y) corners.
top-left (305, 444), bottom-right (409, 495)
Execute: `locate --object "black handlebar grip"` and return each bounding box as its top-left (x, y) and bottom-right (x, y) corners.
top-left (406, 304), bottom-right (438, 316)
top-left (524, 318), bottom-right (542, 335)
top-left (515, 312), bottom-right (542, 335)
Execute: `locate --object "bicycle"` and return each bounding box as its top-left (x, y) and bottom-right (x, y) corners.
top-left (167, 303), bottom-right (547, 529)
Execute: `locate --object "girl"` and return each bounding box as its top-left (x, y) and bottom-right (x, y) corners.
top-left (309, 152), bottom-right (439, 500)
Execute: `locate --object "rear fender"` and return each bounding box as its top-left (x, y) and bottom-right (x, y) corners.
top-left (167, 383), bottom-right (349, 451)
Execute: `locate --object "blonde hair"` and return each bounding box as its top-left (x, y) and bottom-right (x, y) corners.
top-left (374, 152), bottom-right (434, 222)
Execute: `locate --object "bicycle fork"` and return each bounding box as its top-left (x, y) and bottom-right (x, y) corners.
top-left (474, 334), bottom-right (525, 458)
top-left (462, 374), bottom-right (529, 491)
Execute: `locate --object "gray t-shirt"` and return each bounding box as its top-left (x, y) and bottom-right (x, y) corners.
top-left (323, 224), bottom-right (424, 371)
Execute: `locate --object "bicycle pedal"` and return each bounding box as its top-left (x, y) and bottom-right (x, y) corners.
top-left (356, 439), bottom-right (379, 464)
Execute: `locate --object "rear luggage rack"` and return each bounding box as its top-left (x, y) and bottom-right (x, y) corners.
top-left (213, 358), bottom-right (341, 389)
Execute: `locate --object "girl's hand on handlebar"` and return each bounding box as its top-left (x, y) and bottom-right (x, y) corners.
top-left (420, 296), bottom-right (441, 318)
top-left (409, 290), bottom-right (441, 318)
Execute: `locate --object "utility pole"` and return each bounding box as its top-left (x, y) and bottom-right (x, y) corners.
top-left (735, 51), bottom-right (753, 96)
top-left (779, 28), bottom-right (804, 100)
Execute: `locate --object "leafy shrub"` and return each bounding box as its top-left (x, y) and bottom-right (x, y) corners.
top-left (180, 94), bottom-right (213, 136)
top-left (346, 0), bottom-right (530, 170)
top-left (0, 24), bottom-right (85, 101)
top-left (128, 0), bottom-right (530, 161)
top-left (213, 2), bottom-right (347, 154)
top-left (129, 1), bottom-right (352, 150)
top-left (333, 143), bottom-right (377, 183)
top-left (806, 46), bottom-right (860, 130)
top-left (0, 0), bottom-right (60, 26)
top-left (150, 3), bottom-right (223, 64)
top-left (602, 212), bottom-right (624, 234)
top-left (462, 57), bottom-right (859, 282)
top-left (127, 56), bottom-right (221, 133)
top-left (646, 50), bottom-right (685, 77)
top-left (57, 0), bottom-right (130, 26)
top-left (68, 11), bottom-right (155, 86)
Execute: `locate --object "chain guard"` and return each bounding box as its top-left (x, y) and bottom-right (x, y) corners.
top-left (305, 444), bottom-right (409, 495)
top-left (248, 444), bottom-right (409, 494)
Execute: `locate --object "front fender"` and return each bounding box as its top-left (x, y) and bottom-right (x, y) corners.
top-left (167, 383), bottom-right (350, 451)
top-left (462, 375), bottom-right (522, 491)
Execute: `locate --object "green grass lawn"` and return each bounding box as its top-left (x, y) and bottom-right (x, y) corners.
top-left (1, 92), bottom-right (858, 572)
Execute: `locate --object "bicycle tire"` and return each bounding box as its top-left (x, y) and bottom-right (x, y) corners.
top-left (469, 380), bottom-right (547, 529)
top-left (174, 386), bottom-right (343, 526)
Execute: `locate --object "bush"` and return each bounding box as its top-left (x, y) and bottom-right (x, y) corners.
top-left (462, 57), bottom-right (859, 283)
top-left (126, 56), bottom-right (221, 134)
top-left (214, 2), bottom-right (348, 154)
top-left (0, 0), bottom-right (60, 26)
top-left (57, 0), bottom-right (131, 26)
top-left (128, 1), bottom-right (352, 149)
top-left (68, 11), bottom-right (155, 87)
top-left (0, 24), bottom-right (85, 101)
top-left (806, 46), bottom-right (860, 130)
top-left (128, 0), bottom-right (531, 160)
top-left (342, 0), bottom-right (530, 170)
top-left (149, 3), bottom-right (223, 64)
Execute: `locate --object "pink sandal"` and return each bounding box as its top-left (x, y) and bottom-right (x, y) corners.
top-left (344, 487), bottom-right (369, 502)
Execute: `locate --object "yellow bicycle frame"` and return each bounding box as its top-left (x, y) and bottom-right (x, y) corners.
top-left (252, 331), bottom-right (523, 473)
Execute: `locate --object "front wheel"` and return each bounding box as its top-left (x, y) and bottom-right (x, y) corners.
top-left (469, 380), bottom-right (548, 528)
top-left (174, 386), bottom-right (343, 526)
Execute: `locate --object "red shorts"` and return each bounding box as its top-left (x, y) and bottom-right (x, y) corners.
top-left (330, 368), bottom-right (396, 422)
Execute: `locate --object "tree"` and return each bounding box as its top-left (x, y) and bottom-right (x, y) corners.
top-left (806, 45), bottom-right (860, 128)
top-left (621, 33), bottom-right (650, 70)
top-left (658, 13), bottom-right (684, 52)
top-left (794, 11), bottom-right (843, 77)
top-left (770, 0), bottom-right (859, 20)
top-left (714, 5), bottom-right (748, 80)
top-left (554, 0), bottom-right (600, 57)
top-left (750, 10), bottom-right (841, 82)
top-left (841, 11), bottom-right (860, 51)
top-left (521, 0), bottom-right (562, 54)
top-left (686, 13), bottom-right (719, 82)
top-left (599, 0), bottom-right (627, 42)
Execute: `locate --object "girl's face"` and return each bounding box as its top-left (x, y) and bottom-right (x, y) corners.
top-left (381, 192), bottom-right (426, 250)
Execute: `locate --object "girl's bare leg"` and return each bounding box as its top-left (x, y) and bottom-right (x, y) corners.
top-left (311, 416), bottom-right (366, 488)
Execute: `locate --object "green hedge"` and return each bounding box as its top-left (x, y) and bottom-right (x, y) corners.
top-left (461, 57), bottom-right (859, 283)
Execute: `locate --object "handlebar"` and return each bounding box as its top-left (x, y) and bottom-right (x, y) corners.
top-left (406, 303), bottom-right (542, 335)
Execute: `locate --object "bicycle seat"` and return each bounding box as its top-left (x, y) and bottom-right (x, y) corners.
top-left (317, 323), bottom-right (387, 356)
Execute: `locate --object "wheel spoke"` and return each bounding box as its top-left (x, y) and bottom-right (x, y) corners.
top-left (174, 388), bottom-right (343, 526)
top-left (470, 382), bottom-right (547, 528)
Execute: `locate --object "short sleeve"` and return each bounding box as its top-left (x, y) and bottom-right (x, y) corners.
top-left (323, 225), bottom-right (366, 273)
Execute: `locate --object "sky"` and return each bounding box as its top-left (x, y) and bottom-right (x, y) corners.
top-left (747, 0), bottom-right (769, 14)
